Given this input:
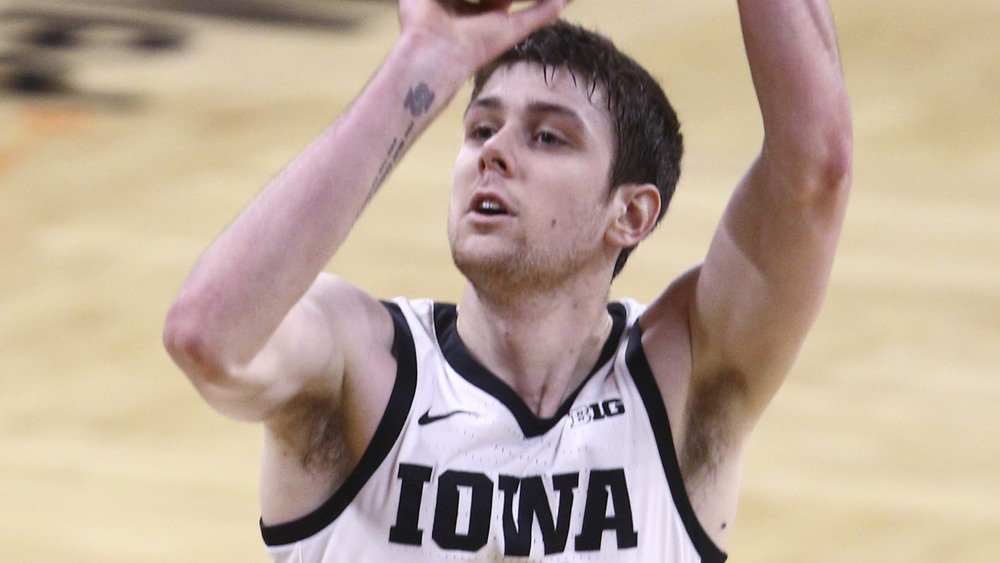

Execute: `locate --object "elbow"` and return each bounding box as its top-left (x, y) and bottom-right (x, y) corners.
top-left (810, 97), bottom-right (854, 199)
top-left (163, 297), bottom-right (276, 422)
top-left (823, 113), bottom-right (853, 188)
top-left (765, 88), bottom-right (854, 204)
top-left (163, 298), bottom-right (229, 386)
top-left (811, 128), bottom-right (853, 203)
top-left (776, 116), bottom-right (853, 205)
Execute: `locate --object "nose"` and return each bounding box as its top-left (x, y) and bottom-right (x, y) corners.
top-left (478, 129), bottom-right (514, 176)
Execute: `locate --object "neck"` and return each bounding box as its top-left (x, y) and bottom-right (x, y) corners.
top-left (455, 281), bottom-right (614, 418)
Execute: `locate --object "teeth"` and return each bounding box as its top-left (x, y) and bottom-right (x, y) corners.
top-left (478, 199), bottom-right (505, 214)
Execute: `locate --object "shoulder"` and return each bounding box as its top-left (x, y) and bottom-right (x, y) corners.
top-left (267, 274), bottom-right (401, 451)
top-left (634, 263), bottom-right (754, 458)
top-left (300, 273), bottom-right (401, 377)
top-left (259, 278), bottom-right (409, 523)
top-left (635, 265), bottom-right (702, 415)
top-left (632, 265), bottom-right (744, 546)
top-left (306, 274), bottom-right (394, 338)
top-left (308, 272), bottom-right (403, 413)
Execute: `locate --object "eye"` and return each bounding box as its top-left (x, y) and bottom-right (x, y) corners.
top-left (467, 123), bottom-right (495, 142)
top-left (533, 130), bottom-right (566, 147)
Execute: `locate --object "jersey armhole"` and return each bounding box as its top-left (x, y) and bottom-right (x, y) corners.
top-left (625, 322), bottom-right (729, 563)
top-left (260, 301), bottom-right (419, 546)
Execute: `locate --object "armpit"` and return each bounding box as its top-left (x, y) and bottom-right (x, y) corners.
top-left (270, 393), bottom-right (351, 477)
top-left (679, 369), bottom-right (748, 491)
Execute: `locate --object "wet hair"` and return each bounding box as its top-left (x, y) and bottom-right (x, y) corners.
top-left (471, 20), bottom-right (683, 277)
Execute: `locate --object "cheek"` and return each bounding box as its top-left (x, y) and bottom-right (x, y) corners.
top-left (553, 188), bottom-right (613, 237)
top-left (542, 197), bottom-right (601, 237)
top-left (450, 153), bottom-right (475, 198)
top-left (451, 148), bottom-right (475, 182)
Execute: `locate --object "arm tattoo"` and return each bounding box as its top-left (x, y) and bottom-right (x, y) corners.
top-left (370, 82), bottom-right (436, 191)
top-left (404, 82), bottom-right (435, 117)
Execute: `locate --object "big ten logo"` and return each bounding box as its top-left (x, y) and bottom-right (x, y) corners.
top-left (0, 6), bottom-right (188, 105)
top-left (568, 398), bottom-right (625, 428)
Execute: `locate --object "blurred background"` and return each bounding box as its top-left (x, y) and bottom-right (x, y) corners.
top-left (1, 0), bottom-right (997, 561)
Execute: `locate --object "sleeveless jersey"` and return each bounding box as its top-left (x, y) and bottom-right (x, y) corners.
top-left (260, 297), bottom-right (727, 562)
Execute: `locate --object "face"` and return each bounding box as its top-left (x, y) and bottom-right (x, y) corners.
top-left (448, 63), bottom-right (619, 291)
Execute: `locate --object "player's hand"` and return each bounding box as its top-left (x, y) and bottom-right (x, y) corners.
top-left (398, 0), bottom-right (568, 77)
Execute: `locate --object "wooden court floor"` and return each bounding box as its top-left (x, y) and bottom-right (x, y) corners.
top-left (1, 0), bottom-right (997, 561)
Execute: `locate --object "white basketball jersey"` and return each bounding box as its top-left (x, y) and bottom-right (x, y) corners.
top-left (261, 298), bottom-right (726, 562)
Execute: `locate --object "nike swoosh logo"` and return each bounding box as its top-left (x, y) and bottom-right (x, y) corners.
top-left (417, 409), bottom-right (474, 425)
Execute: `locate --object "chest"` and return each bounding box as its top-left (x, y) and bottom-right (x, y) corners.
top-left (378, 362), bottom-right (668, 557)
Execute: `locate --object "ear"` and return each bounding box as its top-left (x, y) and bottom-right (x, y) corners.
top-left (605, 183), bottom-right (661, 248)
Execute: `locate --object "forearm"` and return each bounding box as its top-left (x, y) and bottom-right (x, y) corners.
top-left (165, 0), bottom-right (567, 375)
top-left (738, 0), bottom-right (852, 187)
top-left (167, 33), bottom-right (467, 366)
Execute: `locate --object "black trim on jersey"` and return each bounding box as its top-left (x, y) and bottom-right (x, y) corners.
top-left (432, 301), bottom-right (627, 438)
top-left (259, 301), bottom-right (418, 547)
top-left (625, 321), bottom-right (728, 563)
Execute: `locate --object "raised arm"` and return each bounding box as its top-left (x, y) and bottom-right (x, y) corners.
top-left (643, 0), bottom-right (852, 449)
top-left (691, 0), bottom-right (853, 421)
top-left (162, 0), bottom-right (567, 421)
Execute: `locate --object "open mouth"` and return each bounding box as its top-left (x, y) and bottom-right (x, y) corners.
top-left (476, 198), bottom-right (507, 215)
top-left (471, 194), bottom-right (510, 216)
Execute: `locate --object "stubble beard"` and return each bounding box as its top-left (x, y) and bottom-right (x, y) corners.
top-left (449, 228), bottom-right (598, 302)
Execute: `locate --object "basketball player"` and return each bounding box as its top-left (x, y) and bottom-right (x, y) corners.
top-left (164, 0), bottom-right (852, 560)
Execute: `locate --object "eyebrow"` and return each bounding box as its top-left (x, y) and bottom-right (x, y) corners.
top-left (465, 96), bottom-right (586, 129)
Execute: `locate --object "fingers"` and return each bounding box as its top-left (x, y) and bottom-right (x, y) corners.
top-left (439, 0), bottom-right (519, 16)
top-left (398, 0), bottom-right (568, 73)
top-left (518, 0), bottom-right (567, 24)
top-left (499, 0), bottom-right (567, 42)
top-left (479, 0), bottom-right (516, 10)
top-left (441, 0), bottom-right (565, 21)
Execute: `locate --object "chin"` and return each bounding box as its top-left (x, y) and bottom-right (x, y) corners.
top-left (454, 246), bottom-right (572, 298)
top-left (451, 245), bottom-right (510, 280)
top-left (452, 241), bottom-right (521, 280)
